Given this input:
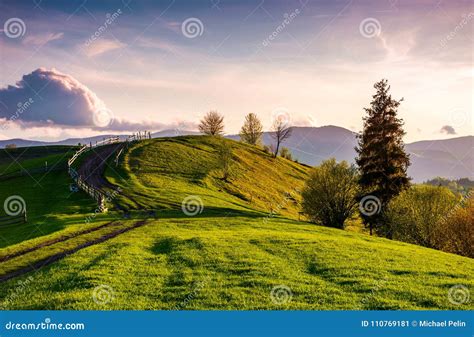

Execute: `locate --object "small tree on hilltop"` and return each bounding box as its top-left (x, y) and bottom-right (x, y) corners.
top-left (239, 113), bottom-right (263, 145)
top-left (356, 79), bottom-right (411, 236)
top-left (199, 110), bottom-right (224, 136)
top-left (271, 119), bottom-right (292, 158)
top-left (301, 158), bottom-right (359, 229)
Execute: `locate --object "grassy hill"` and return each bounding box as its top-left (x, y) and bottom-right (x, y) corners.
top-left (0, 137), bottom-right (472, 310)
top-left (105, 136), bottom-right (309, 219)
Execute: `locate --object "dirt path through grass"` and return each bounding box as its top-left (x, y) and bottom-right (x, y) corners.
top-left (77, 144), bottom-right (123, 191)
top-left (0, 220), bottom-right (148, 282)
top-left (0, 221), bottom-right (121, 263)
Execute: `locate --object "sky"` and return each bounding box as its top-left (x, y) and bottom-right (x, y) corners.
top-left (0, 0), bottom-right (472, 142)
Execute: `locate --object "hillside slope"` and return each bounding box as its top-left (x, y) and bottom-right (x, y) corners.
top-left (0, 137), bottom-right (472, 310)
top-left (105, 136), bottom-right (309, 219)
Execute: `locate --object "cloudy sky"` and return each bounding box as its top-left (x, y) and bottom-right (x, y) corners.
top-left (0, 0), bottom-right (472, 141)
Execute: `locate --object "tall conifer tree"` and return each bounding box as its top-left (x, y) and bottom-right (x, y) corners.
top-left (356, 79), bottom-right (410, 236)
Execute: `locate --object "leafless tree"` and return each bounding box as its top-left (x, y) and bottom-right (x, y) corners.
top-left (270, 119), bottom-right (292, 158)
top-left (199, 110), bottom-right (224, 136)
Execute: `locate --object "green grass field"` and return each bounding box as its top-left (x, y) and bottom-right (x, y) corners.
top-left (0, 137), bottom-right (472, 310)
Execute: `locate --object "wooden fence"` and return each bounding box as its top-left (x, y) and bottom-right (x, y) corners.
top-left (67, 132), bottom-right (151, 212)
top-left (0, 211), bottom-right (27, 226)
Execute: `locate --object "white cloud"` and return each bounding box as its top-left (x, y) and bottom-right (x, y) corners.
top-left (82, 39), bottom-right (126, 57)
top-left (23, 32), bottom-right (64, 46)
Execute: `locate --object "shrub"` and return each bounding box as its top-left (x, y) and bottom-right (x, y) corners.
top-left (301, 158), bottom-right (359, 229)
top-left (386, 185), bottom-right (458, 249)
top-left (435, 194), bottom-right (473, 258)
top-left (279, 147), bottom-right (293, 160)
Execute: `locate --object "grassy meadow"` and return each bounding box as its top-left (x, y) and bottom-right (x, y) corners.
top-left (0, 137), bottom-right (472, 310)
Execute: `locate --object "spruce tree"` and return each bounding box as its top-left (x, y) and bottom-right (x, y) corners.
top-left (356, 79), bottom-right (411, 236)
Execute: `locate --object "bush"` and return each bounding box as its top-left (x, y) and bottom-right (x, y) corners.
top-left (386, 185), bottom-right (458, 249)
top-left (436, 194), bottom-right (473, 258)
top-left (262, 145), bottom-right (271, 154)
top-left (279, 147), bottom-right (293, 160)
top-left (301, 158), bottom-right (359, 229)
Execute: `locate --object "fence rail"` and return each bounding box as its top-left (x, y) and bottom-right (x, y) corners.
top-left (67, 132), bottom-right (151, 212)
top-left (0, 211), bottom-right (27, 226)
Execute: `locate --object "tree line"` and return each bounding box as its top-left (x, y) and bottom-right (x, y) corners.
top-left (198, 110), bottom-right (292, 159)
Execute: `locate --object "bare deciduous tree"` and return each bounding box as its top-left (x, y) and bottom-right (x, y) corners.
top-left (270, 119), bottom-right (292, 158)
top-left (199, 110), bottom-right (224, 136)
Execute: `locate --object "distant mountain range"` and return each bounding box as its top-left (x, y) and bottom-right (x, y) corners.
top-left (1, 126), bottom-right (472, 182)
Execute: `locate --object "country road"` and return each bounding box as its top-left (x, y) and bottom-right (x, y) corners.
top-left (77, 143), bottom-right (123, 191)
